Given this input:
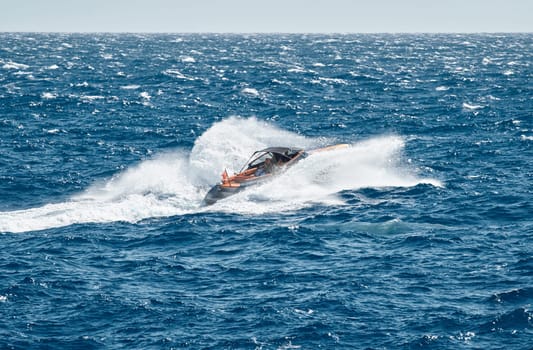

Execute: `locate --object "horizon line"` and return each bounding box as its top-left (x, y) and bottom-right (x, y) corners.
top-left (1, 31), bottom-right (531, 35)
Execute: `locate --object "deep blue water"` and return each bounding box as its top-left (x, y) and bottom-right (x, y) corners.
top-left (0, 33), bottom-right (532, 349)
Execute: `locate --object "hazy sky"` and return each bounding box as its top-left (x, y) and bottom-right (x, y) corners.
top-left (1, 0), bottom-right (531, 33)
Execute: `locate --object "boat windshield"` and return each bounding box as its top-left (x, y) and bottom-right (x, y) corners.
top-left (244, 151), bottom-right (273, 170)
top-left (239, 148), bottom-right (303, 173)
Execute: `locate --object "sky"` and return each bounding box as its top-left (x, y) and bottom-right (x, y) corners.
top-left (1, 0), bottom-right (531, 33)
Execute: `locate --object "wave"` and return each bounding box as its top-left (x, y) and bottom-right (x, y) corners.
top-left (2, 61), bottom-right (30, 70)
top-left (241, 87), bottom-right (260, 97)
top-left (0, 117), bottom-right (441, 233)
top-left (163, 69), bottom-right (194, 80)
top-left (480, 307), bottom-right (533, 333)
top-left (490, 287), bottom-right (533, 304)
top-left (462, 102), bottom-right (484, 110)
top-left (180, 56), bottom-right (196, 63)
top-left (41, 92), bottom-right (58, 99)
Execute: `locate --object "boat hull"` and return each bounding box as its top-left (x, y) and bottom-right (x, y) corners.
top-left (201, 144), bottom-right (348, 205)
top-left (203, 184), bottom-right (243, 205)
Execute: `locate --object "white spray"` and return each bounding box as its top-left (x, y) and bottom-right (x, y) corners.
top-left (0, 117), bottom-right (441, 233)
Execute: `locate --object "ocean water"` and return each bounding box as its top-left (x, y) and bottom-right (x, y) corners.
top-left (0, 33), bottom-right (531, 349)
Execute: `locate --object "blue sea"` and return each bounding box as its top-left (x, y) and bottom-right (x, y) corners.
top-left (0, 33), bottom-right (532, 349)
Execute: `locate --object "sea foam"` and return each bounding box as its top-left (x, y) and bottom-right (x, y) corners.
top-left (0, 117), bottom-right (440, 233)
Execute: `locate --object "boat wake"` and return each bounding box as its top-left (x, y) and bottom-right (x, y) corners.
top-left (0, 117), bottom-right (441, 233)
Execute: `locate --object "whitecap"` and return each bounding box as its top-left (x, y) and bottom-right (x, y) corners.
top-left (312, 77), bottom-right (348, 85)
top-left (462, 102), bottom-right (484, 110)
top-left (503, 70), bottom-right (514, 76)
top-left (140, 92), bottom-right (151, 100)
top-left (181, 56), bottom-right (196, 63)
top-left (46, 64), bottom-right (59, 70)
top-left (435, 86), bottom-right (449, 91)
top-left (41, 92), bottom-right (57, 99)
top-left (294, 308), bottom-right (314, 315)
top-left (287, 66), bottom-right (306, 73)
top-left (272, 79), bottom-right (289, 85)
top-left (319, 77), bottom-right (348, 85)
top-left (121, 84), bottom-right (140, 90)
top-left (80, 95), bottom-right (105, 102)
top-left (3, 61), bottom-right (29, 70)
top-left (163, 69), bottom-right (193, 80)
top-left (521, 135), bottom-right (533, 141)
top-left (13, 72), bottom-right (34, 78)
top-left (241, 87), bottom-right (260, 97)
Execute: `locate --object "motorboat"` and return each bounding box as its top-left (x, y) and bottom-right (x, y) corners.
top-left (202, 144), bottom-right (348, 205)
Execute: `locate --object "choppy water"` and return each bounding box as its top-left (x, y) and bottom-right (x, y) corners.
top-left (0, 33), bottom-right (532, 349)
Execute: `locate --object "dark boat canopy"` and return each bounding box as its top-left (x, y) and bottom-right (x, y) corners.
top-left (251, 147), bottom-right (304, 163)
top-left (239, 147), bottom-right (305, 172)
top-left (256, 147), bottom-right (303, 155)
